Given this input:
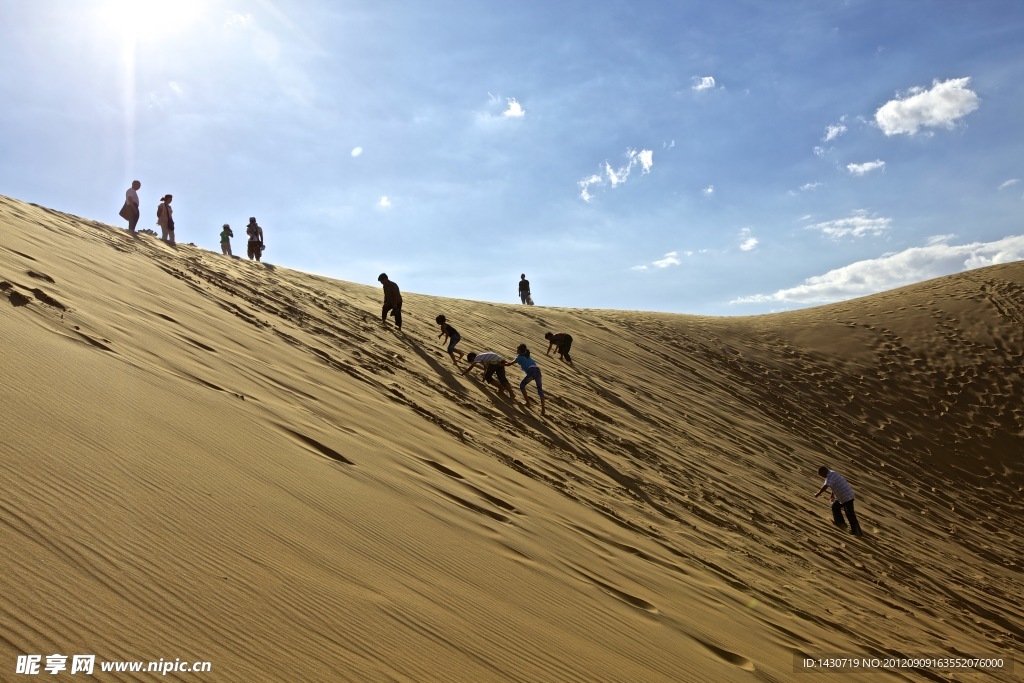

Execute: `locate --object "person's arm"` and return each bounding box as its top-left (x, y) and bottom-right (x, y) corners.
top-left (460, 362), bottom-right (477, 376)
top-left (814, 484), bottom-right (829, 498)
top-left (546, 342), bottom-right (555, 355)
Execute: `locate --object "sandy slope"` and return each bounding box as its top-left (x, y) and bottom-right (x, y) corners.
top-left (0, 194), bottom-right (1020, 682)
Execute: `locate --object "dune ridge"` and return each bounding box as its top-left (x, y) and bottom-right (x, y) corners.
top-left (1, 194), bottom-right (1021, 681)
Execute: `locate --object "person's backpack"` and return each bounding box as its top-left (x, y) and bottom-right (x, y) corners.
top-left (246, 223), bottom-right (258, 239)
top-left (156, 204), bottom-right (165, 220)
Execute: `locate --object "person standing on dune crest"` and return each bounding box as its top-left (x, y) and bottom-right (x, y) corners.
top-left (120, 180), bottom-right (141, 233)
top-left (246, 217), bottom-right (264, 261)
top-left (518, 273), bottom-right (532, 305)
top-left (156, 194), bottom-right (174, 244)
top-left (220, 224), bottom-right (233, 256)
top-left (815, 466), bottom-right (863, 536)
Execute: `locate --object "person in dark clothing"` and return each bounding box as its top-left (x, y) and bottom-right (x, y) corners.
top-left (246, 217), bottom-right (265, 261)
top-left (378, 273), bottom-right (402, 330)
top-left (544, 331), bottom-right (573, 364)
top-left (436, 315), bottom-right (464, 363)
top-left (518, 274), bottom-right (532, 305)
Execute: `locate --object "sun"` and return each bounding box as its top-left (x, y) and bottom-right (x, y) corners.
top-left (96, 0), bottom-right (207, 41)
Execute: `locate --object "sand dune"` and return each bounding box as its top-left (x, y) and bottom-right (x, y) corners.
top-left (1, 194), bottom-right (1020, 681)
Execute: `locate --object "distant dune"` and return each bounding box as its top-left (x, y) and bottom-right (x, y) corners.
top-left (1, 194), bottom-right (1020, 681)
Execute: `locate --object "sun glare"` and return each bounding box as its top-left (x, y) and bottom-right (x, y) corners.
top-left (97, 0), bottom-right (207, 41)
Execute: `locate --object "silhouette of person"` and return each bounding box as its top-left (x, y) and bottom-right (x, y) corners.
top-left (544, 331), bottom-right (573, 364)
top-left (246, 217), bottom-right (264, 261)
top-left (518, 274), bottom-right (532, 305)
top-left (378, 273), bottom-right (402, 330)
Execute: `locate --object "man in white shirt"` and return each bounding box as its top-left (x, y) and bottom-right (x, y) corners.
top-left (461, 352), bottom-right (516, 400)
top-left (122, 180), bottom-right (141, 232)
top-left (815, 466), bottom-right (863, 536)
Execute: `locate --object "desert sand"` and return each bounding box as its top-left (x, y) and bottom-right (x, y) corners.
top-left (1, 194), bottom-right (1021, 682)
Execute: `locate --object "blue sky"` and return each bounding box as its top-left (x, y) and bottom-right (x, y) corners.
top-left (2, 0), bottom-right (1023, 315)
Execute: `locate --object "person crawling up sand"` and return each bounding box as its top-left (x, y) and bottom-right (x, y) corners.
top-left (435, 315), bottom-right (464, 363)
top-left (506, 344), bottom-right (545, 415)
top-left (461, 352), bottom-right (516, 400)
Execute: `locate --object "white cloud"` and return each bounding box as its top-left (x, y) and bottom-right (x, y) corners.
top-left (633, 251), bottom-right (683, 270)
top-left (823, 119), bottom-right (847, 142)
top-left (692, 76), bottom-right (716, 91)
top-left (578, 175), bottom-right (602, 203)
top-left (351, 147), bottom-right (363, 157)
top-left (738, 228), bottom-right (759, 251)
top-left (703, 185), bottom-right (714, 196)
top-left (732, 235), bottom-right (1024, 305)
top-left (809, 210), bottom-right (891, 239)
top-left (652, 251), bottom-right (681, 268)
top-left (847, 160), bottom-right (886, 176)
top-left (476, 94), bottom-right (526, 126)
top-left (875, 77), bottom-right (980, 136)
top-left (605, 162), bottom-right (625, 187)
top-left (578, 149), bottom-right (654, 201)
top-left (998, 178), bottom-right (1020, 190)
top-left (800, 182), bottom-right (823, 192)
top-left (168, 81), bottom-right (183, 96)
top-left (503, 98), bottom-right (525, 118)
top-left (813, 146), bottom-right (826, 158)
top-left (637, 149), bottom-right (653, 173)
top-left (378, 196), bottom-right (392, 209)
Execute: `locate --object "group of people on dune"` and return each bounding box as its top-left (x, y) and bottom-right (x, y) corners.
top-left (375, 273), bottom-right (573, 418)
top-left (119, 181), bottom-right (266, 261)
top-left (120, 182), bottom-right (863, 535)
